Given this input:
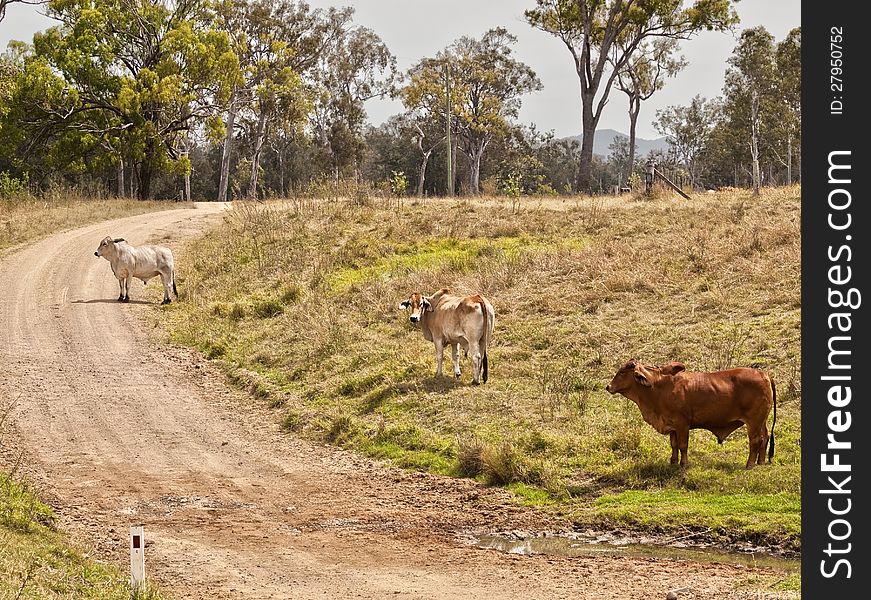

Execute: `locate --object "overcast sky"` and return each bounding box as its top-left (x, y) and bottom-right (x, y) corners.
top-left (1, 0), bottom-right (800, 139)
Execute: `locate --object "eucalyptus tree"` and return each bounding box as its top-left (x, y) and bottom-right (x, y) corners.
top-left (773, 27), bottom-right (800, 184)
top-left (654, 94), bottom-right (719, 188)
top-left (309, 16), bottom-right (397, 181)
top-left (32, 0), bottom-right (239, 199)
top-left (392, 111), bottom-right (443, 197)
top-left (526, 0), bottom-right (738, 192)
top-left (723, 26), bottom-right (776, 195)
top-left (397, 67), bottom-right (448, 196)
top-left (403, 28), bottom-right (541, 195)
top-left (214, 0), bottom-right (341, 200)
top-left (613, 37), bottom-right (686, 186)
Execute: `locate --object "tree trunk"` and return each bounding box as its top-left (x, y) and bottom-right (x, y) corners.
top-left (116, 157), bottom-right (125, 198)
top-left (248, 110), bottom-right (268, 200)
top-left (466, 141), bottom-right (485, 195)
top-left (451, 137), bottom-right (458, 195)
top-left (277, 148), bottom-right (285, 197)
top-left (576, 93), bottom-right (600, 193)
top-left (786, 135), bottom-right (792, 185)
top-left (469, 153), bottom-right (480, 195)
top-left (138, 160), bottom-right (153, 200)
top-left (625, 95), bottom-right (640, 187)
top-left (417, 150), bottom-right (432, 197)
top-left (750, 89), bottom-right (761, 195)
top-left (130, 163), bottom-right (137, 199)
top-left (218, 96), bottom-right (238, 202)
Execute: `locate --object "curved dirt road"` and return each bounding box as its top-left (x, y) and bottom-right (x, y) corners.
top-left (1, 204), bottom-right (793, 599)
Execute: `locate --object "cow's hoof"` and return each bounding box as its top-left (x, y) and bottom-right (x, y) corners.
top-left (471, 380), bottom-right (480, 386)
top-left (161, 299), bottom-right (171, 305)
top-left (121, 297), bottom-right (129, 303)
top-left (117, 296), bottom-right (124, 302)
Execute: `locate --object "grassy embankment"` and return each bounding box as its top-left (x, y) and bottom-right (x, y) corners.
top-left (159, 187), bottom-right (801, 554)
top-left (1, 197), bottom-right (178, 598)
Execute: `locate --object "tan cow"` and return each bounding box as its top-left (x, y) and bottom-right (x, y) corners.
top-left (605, 359), bottom-right (776, 468)
top-left (95, 236), bottom-right (177, 304)
top-left (399, 288), bottom-right (495, 385)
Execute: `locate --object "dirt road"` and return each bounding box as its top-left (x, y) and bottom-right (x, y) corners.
top-left (0, 204), bottom-right (794, 599)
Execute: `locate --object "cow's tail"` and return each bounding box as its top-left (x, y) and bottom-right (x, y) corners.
top-left (172, 269), bottom-right (178, 298)
top-left (479, 298), bottom-right (493, 384)
top-left (768, 376), bottom-right (777, 462)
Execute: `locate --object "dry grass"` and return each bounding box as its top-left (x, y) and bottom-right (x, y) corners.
top-left (0, 195), bottom-right (190, 254)
top-left (158, 186), bottom-right (801, 549)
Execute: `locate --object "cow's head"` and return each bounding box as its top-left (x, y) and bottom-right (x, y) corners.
top-left (606, 359), bottom-right (658, 393)
top-left (95, 236), bottom-right (126, 257)
top-left (398, 292), bottom-right (432, 324)
top-left (95, 236), bottom-right (115, 257)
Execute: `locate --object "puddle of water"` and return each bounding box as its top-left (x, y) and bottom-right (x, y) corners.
top-left (472, 533), bottom-right (799, 572)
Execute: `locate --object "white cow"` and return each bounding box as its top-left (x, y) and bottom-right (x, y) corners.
top-left (94, 236), bottom-right (177, 304)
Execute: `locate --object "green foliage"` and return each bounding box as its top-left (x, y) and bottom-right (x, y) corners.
top-left (8, 0), bottom-right (241, 197)
top-left (525, 0), bottom-right (738, 190)
top-left (401, 28), bottom-right (541, 194)
top-left (389, 170), bottom-right (408, 197)
top-left (654, 95), bottom-right (720, 188)
top-left (496, 171), bottom-right (523, 198)
top-left (0, 171), bottom-right (28, 198)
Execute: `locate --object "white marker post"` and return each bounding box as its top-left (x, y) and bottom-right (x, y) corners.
top-left (130, 525), bottom-right (145, 591)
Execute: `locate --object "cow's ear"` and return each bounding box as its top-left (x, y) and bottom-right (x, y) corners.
top-left (634, 372), bottom-right (652, 387)
top-left (661, 361), bottom-right (686, 376)
top-left (422, 298), bottom-right (433, 312)
top-left (398, 300), bottom-right (410, 310)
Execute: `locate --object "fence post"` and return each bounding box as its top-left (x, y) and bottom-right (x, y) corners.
top-left (130, 525), bottom-right (145, 592)
top-left (645, 158), bottom-right (657, 196)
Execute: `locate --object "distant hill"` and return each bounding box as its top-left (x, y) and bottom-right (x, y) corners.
top-left (563, 128), bottom-right (671, 158)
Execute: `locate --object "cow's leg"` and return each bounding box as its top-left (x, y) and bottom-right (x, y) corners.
top-left (756, 423), bottom-right (769, 465)
top-left (669, 431), bottom-right (679, 465)
top-left (469, 342), bottom-right (482, 385)
top-left (676, 428), bottom-right (689, 467)
top-left (160, 272), bottom-right (172, 305)
top-left (745, 427), bottom-right (759, 469)
top-left (117, 278), bottom-right (124, 302)
top-left (746, 424), bottom-right (768, 468)
top-left (451, 343), bottom-right (461, 378)
top-left (433, 339), bottom-right (444, 378)
top-left (122, 276), bottom-right (131, 302)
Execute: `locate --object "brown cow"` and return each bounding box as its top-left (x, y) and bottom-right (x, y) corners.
top-left (399, 288), bottom-right (495, 385)
top-left (605, 359), bottom-right (776, 468)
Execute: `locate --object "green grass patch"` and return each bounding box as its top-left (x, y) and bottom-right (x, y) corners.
top-left (0, 475), bottom-right (167, 599)
top-left (507, 482), bottom-right (557, 506)
top-left (588, 489), bottom-right (800, 545)
top-left (328, 235), bottom-right (587, 294)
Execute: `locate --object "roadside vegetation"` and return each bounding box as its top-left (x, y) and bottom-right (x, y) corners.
top-left (158, 185), bottom-right (801, 553)
top-left (0, 193), bottom-right (188, 254)
top-left (1, 403), bottom-right (165, 599)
